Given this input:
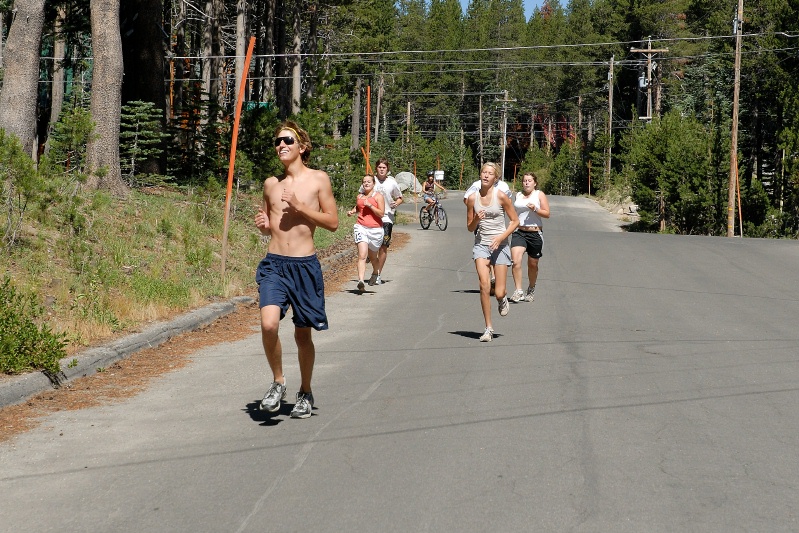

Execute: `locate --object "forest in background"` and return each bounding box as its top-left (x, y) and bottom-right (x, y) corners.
top-left (1, 0), bottom-right (799, 236)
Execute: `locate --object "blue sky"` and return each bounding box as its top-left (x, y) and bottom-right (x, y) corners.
top-left (459, 0), bottom-right (544, 21)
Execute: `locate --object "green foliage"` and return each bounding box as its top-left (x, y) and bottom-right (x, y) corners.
top-left (620, 112), bottom-right (720, 234)
top-left (0, 277), bottom-right (68, 375)
top-left (1, 131), bottom-right (43, 249)
top-left (545, 141), bottom-right (583, 196)
top-left (42, 94), bottom-right (95, 179)
top-left (119, 100), bottom-right (171, 187)
top-left (520, 142), bottom-right (553, 189)
top-left (238, 106), bottom-right (283, 181)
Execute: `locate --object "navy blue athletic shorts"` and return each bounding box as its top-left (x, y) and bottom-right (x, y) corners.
top-left (255, 253), bottom-right (328, 330)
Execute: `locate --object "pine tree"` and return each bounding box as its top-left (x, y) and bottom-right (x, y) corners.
top-left (119, 101), bottom-right (170, 187)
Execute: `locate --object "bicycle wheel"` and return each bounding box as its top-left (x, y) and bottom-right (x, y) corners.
top-left (419, 206), bottom-right (432, 229)
top-left (435, 205), bottom-right (448, 231)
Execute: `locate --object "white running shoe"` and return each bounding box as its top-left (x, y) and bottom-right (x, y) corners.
top-left (498, 297), bottom-right (509, 316)
top-left (525, 286), bottom-right (535, 302)
top-left (479, 327), bottom-right (494, 342)
top-left (509, 289), bottom-right (525, 303)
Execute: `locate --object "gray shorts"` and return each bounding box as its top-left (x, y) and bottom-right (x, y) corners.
top-left (473, 242), bottom-right (512, 266)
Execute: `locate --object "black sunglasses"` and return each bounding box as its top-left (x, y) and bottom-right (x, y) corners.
top-left (274, 136), bottom-right (296, 147)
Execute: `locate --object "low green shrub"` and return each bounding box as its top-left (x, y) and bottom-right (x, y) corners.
top-left (0, 277), bottom-right (67, 375)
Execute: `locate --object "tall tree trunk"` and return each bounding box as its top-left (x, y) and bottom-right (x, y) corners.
top-left (263, 0), bottom-right (277, 100)
top-left (86, 0), bottom-right (127, 196)
top-left (235, 0), bottom-right (247, 100)
top-left (0, 11), bottom-right (4, 69)
top-left (304, 1), bottom-right (317, 101)
top-left (202, 1), bottom-right (213, 100)
top-left (213, 0), bottom-right (225, 107)
top-left (202, 0), bottom-right (224, 119)
top-left (44, 8), bottom-right (67, 155)
top-left (0, 0), bottom-right (46, 157)
top-left (351, 78), bottom-right (361, 153)
top-left (276, 0), bottom-right (289, 116)
top-left (172, 0), bottom-right (187, 119)
top-left (291, 1), bottom-right (301, 115)
top-left (120, 0), bottom-right (166, 175)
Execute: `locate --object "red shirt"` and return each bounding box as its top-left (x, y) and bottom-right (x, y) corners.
top-left (356, 194), bottom-right (382, 228)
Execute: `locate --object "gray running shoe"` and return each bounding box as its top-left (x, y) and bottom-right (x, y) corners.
top-left (259, 381), bottom-right (286, 412)
top-left (374, 275), bottom-right (384, 285)
top-left (368, 273), bottom-right (378, 286)
top-left (290, 391), bottom-right (315, 419)
top-left (525, 286), bottom-right (536, 302)
top-left (357, 280), bottom-right (365, 293)
top-left (509, 289), bottom-right (525, 303)
top-left (498, 296), bottom-right (509, 316)
top-left (479, 327), bottom-right (494, 342)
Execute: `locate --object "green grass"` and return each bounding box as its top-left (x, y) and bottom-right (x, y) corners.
top-left (1, 185), bottom-right (355, 372)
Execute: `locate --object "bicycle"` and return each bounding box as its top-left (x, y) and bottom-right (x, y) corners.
top-left (419, 193), bottom-right (448, 231)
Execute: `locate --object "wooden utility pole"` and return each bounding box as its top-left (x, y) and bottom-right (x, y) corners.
top-left (631, 38), bottom-right (668, 121)
top-left (501, 90), bottom-right (508, 180)
top-left (374, 74), bottom-right (383, 143)
top-left (499, 90), bottom-right (516, 180)
top-left (406, 101), bottom-right (411, 143)
top-left (606, 55), bottom-right (614, 185)
top-left (727, 0), bottom-right (744, 237)
top-left (479, 96), bottom-right (484, 167)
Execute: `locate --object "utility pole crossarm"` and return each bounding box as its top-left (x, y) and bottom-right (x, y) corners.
top-left (631, 38), bottom-right (669, 121)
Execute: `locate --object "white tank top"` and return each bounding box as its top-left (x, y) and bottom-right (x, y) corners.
top-left (474, 187), bottom-right (507, 246)
top-left (514, 190), bottom-right (543, 228)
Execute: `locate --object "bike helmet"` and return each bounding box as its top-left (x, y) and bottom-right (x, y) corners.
top-left (426, 170), bottom-right (435, 177)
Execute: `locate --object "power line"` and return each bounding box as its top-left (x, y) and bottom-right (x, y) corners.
top-left (166, 30), bottom-right (799, 61)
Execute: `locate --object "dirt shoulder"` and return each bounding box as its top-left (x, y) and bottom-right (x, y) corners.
top-left (0, 231), bottom-right (409, 444)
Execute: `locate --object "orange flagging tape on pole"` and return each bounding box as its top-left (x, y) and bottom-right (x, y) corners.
top-left (221, 36), bottom-right (256, 276)
top-left (360, 147), bottom-right (372, 175)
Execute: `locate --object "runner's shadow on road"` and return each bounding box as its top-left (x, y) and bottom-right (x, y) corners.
top-left (450, 330), bottom-right (502, 340)
top-left (244, 401), bottom-right (288, 426)
top-left (452, 289), bottom-right (480, 294)
top-left (346, 289), bottom-right (376, 295)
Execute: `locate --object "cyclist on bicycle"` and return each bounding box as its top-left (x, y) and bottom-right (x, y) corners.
top-left (422, 170), bottom-right (446, 212)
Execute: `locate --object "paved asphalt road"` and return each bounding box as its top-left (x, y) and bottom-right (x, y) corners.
top-left (3, 195), bottom-right (799, 532)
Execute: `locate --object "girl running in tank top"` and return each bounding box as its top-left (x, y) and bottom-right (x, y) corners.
top-left (509, 172), bottom-right (550, 303)
top-left (465, 162), bottom-right (519, 342)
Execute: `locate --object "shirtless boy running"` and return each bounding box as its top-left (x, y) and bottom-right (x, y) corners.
top-left (254, 121), bottom-right (339, 419)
